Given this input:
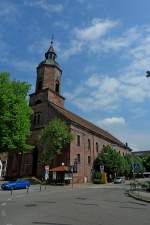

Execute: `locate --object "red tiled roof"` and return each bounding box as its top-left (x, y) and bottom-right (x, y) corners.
top-left (49, 165), bottom-right (69, 172)
top-left (50, 102), bottom-right (128, 149)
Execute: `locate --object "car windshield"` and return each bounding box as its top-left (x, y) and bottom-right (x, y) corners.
top-left (16, 179), bottom-right (25, 182)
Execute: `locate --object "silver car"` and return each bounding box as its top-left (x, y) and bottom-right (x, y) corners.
top-left (114, 176), bottom-right (125, 184)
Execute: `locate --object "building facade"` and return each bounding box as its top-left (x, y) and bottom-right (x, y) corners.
top-left (7, 41), bottom-right (131, 182)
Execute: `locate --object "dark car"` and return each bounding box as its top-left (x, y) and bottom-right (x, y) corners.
top-left (1, 179), bottom-right (31, 190)
top-left (114, 176), bottom-right (125, 184)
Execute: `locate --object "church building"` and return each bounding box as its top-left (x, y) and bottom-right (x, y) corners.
top-left (7, 41), bottom-right (131, 183)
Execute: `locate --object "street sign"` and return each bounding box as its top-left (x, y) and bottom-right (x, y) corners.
top-left (132, 163), bottom-right (140, 170)
top-left (100, 165), bottom-right (104, 173)
top-left (45, 165), bottom-right (49, 180)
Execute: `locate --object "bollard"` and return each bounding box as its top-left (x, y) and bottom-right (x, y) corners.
top-left (26, 186), bottom-right (29, 194)
top-left (10, 188), bottom-right (13, 196)
top-left (40, 183), bottom-right (42, 192)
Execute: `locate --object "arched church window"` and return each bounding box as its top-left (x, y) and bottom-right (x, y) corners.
top-left (55, 80), bottom-right (60, 93)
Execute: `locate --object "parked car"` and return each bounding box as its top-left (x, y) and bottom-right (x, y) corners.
top-left (114, 176), bottom-right (125, 184)
top-left (1, 179), bottom-right (31, 190)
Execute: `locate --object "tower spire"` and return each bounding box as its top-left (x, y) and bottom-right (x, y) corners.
top-left (50, 34), bottom-right (54, 46)
top-left (45, 35), bottom-right (57, 61)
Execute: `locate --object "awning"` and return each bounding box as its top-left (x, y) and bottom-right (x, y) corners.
top-left (49, 165), bottom-right (69, 172)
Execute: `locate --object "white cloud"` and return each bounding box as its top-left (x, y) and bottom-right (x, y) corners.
top-left (64, 25), bottom-right (150, 111)
top-left (62, 18), bottom-right (118, 58)
top-left (64, 70), bottom-right (150, 112)
top-left (100, 27), bottom-right (141, 53)
top-left (112, 129), bottom-right (150, 151)
top-left (62, 40), bottom-right (83, 59)
top-left (24, 0), bottom-right (63, 13)
top-left (75, 19), bottom-right (118, 41)
top-left (98, 117), bottom-right (126, 127)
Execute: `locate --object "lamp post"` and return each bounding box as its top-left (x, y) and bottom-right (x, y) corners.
top-left (70, 157), bottom-right (78, 188)
top-left (146, 71), bottom-right (150, 77)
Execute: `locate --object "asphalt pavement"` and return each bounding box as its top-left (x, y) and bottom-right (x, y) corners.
top-left (0, 183), bottom-right (150, 225)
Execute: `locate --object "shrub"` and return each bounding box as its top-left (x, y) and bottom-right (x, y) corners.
top-left (93, 172), bottom-right (102, 184)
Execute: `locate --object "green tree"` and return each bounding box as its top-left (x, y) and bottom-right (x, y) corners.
top-left (40, 118), bottom-right (73, 164)
top-left (94, 145), bottom-right (126, 179)
top-left (124, 154), bottom-right (144, 175)
top-left (140, 153), bottom-right (150, 172)
top-left (0, 72), bottom-right (32, 153)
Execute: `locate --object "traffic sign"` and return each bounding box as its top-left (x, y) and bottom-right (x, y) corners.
top-left (132, 163), bottom-right (140, 170)
top-left (45, 165), bottom-right (49, 180)
top-left (100, 165), bottom-right (104, 173)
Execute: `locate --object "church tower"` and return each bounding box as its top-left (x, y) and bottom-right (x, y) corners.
top-left (36, 40), bottom-right (62, 96)
top-left (30, 40), bottom-right (65, 111)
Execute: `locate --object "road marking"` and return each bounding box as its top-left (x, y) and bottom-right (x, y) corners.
top-left (1, 209), bottom-right (6, 217)
top-left (1, 202), bottom-right (7, 206)
top-left (7, 198), bottom-right (12, 201)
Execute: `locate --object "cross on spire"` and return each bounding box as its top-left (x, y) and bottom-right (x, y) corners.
top-left (51, 34), bottom-right (54, 46)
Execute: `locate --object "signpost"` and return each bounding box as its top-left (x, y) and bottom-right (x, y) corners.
top-left (45, 165), bottom-right (49, 180)
top-left (132, 163), bottom-right (140, 180)
top-left (44, 165), bottom-right (49, 190)
top-left (132, 163), bottom-right (140, 171)
top-left (69, 165), bottom-right (74, 188)
top-left (100, 165), bottom-right (104, 173)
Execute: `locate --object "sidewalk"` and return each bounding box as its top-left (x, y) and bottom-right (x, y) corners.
top-left (128, 190), bottom-right (150, 203)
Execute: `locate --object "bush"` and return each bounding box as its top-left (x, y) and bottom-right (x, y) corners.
top-left (141, 181), bottom-right (150, 192)
top-left (93, 172), bottom-right (102, 184)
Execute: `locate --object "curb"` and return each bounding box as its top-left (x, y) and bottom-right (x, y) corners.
top-left (128, 190), bottom-right (150, 203)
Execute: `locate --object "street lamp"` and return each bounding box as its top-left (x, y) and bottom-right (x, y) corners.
top-left (146, 71), bottom-right (150, 77)
top-left (70, 157), bottom-right (78, 188)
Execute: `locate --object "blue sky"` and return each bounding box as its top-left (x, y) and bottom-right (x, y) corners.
top-left (1, 0), bottom-right (150, 151)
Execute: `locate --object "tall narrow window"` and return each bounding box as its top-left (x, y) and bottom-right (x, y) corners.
top-left (77, 135), bottom-right (80, 146)
top-left (55, 80), bottom-right (60, 93)
top-left (37, 80), bottom-right (42, 90)
top-left (37, 113), bottom-right (40, 124)
top-left (88, 156), bottom-right (91, 164)
top-left (33, 112), bottom-right (41, 125)
top-left (88, 139), bottom-right (91, 150)
top-left (34, 114), bottom-right (36, 125)
top-left (77, 154), bottom-right (80, 163)
top-left (96, 142), bottom-right (99, 152)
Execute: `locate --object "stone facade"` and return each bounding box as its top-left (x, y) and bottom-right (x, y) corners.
top-left (6, 41), bottom-right (131, 182)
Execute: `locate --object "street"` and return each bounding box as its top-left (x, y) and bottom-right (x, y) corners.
top-left (0, 184), bottom-right (150, 225)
